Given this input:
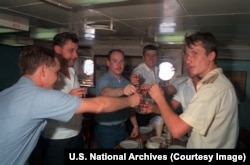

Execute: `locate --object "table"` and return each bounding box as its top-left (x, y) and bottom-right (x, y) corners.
top-left (114, 129), bottom-right (187, 149)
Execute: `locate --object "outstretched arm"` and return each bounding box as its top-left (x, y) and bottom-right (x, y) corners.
top-left (76, 93), bottom-right (141, 114)
top-left (148, 83), bottom-right (191, 139)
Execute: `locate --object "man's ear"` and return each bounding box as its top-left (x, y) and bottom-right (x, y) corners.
top-left (106, 59), bottom-right (110, 67)
top-left (208, 51), bottom-right (216, 61)
top-left (40, 64), bottom-right (47, 77)
top-left (54, 45), bottom-right (61, 54)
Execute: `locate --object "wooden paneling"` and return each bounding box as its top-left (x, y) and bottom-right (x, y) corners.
top-left (224, 71), bottom-right (247, 102)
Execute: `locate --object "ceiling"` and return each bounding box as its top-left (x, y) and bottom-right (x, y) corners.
top-left (1, 0), bottom-right (250, 59)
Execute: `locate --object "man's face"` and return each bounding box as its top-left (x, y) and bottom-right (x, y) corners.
top-left (143, 50), bottom-right (158, 69)
top-left (55, 40), bottom-right (79, 67)
top-left (107, 51), bottom-right (125, 77)
top-left (184, 41), bottom-right (213, 78)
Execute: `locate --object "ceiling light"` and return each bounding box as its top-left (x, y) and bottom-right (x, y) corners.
top-left (84, 28), bottom-right (95, 40)
top-left (0, 27), bottom-right (22, 33)
top-left (160, 27), bottom-right (175, 33)
top-left (30, 28), bottom-right (66, 40)
top-left (155, 32), bottom-right (187, 44)
top-left (159, 22), bottom-right (176, 33)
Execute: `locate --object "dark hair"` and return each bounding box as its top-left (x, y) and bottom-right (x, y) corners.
top-left (52, 32), bottom-right (79, 47)
top-left (142, 44), bottom-right (158, 56)
top-left (107, 49), bottom-right (125, 60)
top-left (184, 32), bottom-right (218, 61)
top-left (18, 45), bottom-right (58, 75)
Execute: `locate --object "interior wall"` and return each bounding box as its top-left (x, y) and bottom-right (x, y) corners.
top-left (217, 60), bottom-right (250, 131)
top-left (92, 44), bottom-right (184, 79)
top-left (0, 45), bottom-right (23, 90)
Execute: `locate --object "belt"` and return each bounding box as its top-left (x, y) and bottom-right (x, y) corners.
top-left (97, 122), bottom-right (125, 127)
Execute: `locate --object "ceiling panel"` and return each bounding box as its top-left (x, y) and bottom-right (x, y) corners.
top-left (193, 15), bottom-right (250, 26)
top-left (179, 0), bottom-right (250, 14)
top-left (0, 0), bottom-right (250, 59)
top-left (98, 3), bottom-right (164, 19)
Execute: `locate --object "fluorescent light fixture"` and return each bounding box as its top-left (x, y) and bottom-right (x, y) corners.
top-left (84, 28), bottom-right (95, 40)
top-left (155, 32), bottom-right (186, 44)
top-left (0, 27), bottom-right (22, 33)
top-left (159, 27), bottom-right (175, 33)
top-left (159, 22), bottom-right (176, 33)
top-left (30, 28), bottom-right (60, 40)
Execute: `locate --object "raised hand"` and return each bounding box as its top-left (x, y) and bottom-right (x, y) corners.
top-left (130, 74), bottom-right (141, 92)
top-left (69, 87), bottom-right (87, 98)
top-left (123, 84), bottom-right (138, 96)
top-left (148, 83), bottom-right (164, 101)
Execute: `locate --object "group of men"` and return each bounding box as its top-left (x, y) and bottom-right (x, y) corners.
top-left (0, 31), bottom-right (239, 164)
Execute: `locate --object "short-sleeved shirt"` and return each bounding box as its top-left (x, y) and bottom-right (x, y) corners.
top-left (0, 76), bottom-right (81, 164)
top-left (133, 63), bottom-right (160, 84)
top-left (95, 71), bottom-right (130, 125)
top-left (173, 77), bottom-right (196, 110)
top-left (180, 68), bottom-right (239, 148)
top-left (171, 75), bottom-right (189, 89)
top-left (42, 67), bottom-right (83, 139)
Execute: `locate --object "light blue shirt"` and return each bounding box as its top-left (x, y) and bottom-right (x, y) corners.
top-left (42, 67), bottom-right (83, 139)
top-left (0, 76), bottom-right (81, 165)
top-left (95, 71), bottom-right (129, 124)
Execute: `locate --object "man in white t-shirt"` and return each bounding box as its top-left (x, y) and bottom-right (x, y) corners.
top-left (130, 44), bottom-right (160, 127)
top-left (40, 32), bottom-right (87, 165)
top-left (169, 74), bottom-right (200, 112)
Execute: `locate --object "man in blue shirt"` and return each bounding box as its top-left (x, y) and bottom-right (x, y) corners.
top-left (0, 45), bottom-right (141, 164)
top-left (95, 49), bottom-right (139, 148)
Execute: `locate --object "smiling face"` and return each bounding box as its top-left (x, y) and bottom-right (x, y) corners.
top-left (54, 40), bottom-right (79, 67)
top-left (143, 49), bottom-right (158, 70)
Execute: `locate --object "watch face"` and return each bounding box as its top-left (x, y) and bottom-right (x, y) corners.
top-left (159, 62), bottom-right (175, 81)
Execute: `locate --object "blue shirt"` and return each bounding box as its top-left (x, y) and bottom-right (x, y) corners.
top-left (95, 71), bottom-right (129, 124)
top-left (0, 76), bottom-right (81, 165)
top-left (42, 67), bottom-right (83, 139)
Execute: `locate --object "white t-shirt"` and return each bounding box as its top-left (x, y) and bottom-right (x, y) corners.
top-left (173, 77), bottom-right (196, 111)
top-left (133, 63), bottom-right (160, 84)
